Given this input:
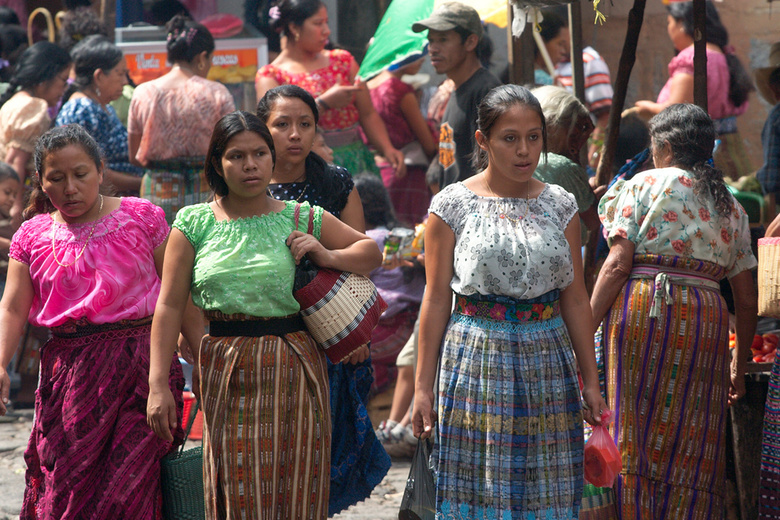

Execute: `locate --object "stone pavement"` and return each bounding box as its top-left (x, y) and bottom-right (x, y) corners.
top-left (0, 408), bottom-right (410, 520)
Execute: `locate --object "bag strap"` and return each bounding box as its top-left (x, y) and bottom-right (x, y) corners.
top-left (179, 398), bottom-right (200, 455)
top-left (306, 206), bottom-right (314, 235)
top-left (293, 202), bottom-right (302, 231)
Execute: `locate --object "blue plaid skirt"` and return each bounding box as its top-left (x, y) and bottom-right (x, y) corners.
top-left (437, 291), bottom-right (584, 519)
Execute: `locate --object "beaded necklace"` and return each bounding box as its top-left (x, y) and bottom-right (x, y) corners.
top-left (484, 178), bottom-right (529, 224)
top-left (52, 195), bottom-right (104, 268)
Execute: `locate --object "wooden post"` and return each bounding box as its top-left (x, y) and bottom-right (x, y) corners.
top-left (692, 0), bottom-right (708, 111)
top-left (595, 0), bottom-right (647, 187)
top-left (507, 5), bottom-right (535, 85)
top-left (568, 1), bottom-right (585, 104)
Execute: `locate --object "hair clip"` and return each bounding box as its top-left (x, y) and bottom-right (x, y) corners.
top-left (186, 27), bottom-right (197, 45)
top-left (269, 6), bottom-right (281, 20)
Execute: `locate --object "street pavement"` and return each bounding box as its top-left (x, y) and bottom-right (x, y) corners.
top-left (0, 408), bottom-right (410, 520)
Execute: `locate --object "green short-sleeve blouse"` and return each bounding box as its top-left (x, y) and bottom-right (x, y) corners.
top-left (173, 200), bottom-right (323, 317)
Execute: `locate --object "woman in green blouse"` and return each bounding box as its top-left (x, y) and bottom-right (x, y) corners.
top-left (146, 111), bottom-right (381, 518)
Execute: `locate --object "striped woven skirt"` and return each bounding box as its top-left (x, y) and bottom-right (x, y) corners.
top-left (199, 312), bottom-right (330, 519)
top-left (139, 157), bottom-right (211, 224)
top-left (437, 291), bottom-right (584, 520)
top-left (603, 254), bottom-right (729, 520)
top-left (759, 351), bottom-right (780, 518)
top-left (21, 318), bottom-right (184, 520)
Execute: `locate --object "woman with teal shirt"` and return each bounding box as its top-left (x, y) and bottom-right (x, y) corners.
top-left (146, 111), bottom-right (381, 518)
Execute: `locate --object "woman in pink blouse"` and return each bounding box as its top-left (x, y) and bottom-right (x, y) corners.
top-left (633, 0), bottom-right (754, 178)
top-left (255, 0), bottom-right (404, 178)
top-left (0, 125), bottom-right (201, 519)
top-left (128, 15), bottom-right (235, 223)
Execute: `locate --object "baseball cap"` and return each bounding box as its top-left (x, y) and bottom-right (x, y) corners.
top-left (412, 2), bottom-right (483, 39)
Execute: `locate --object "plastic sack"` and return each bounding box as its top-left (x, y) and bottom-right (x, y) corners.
top-left (584, 410), bottom-right (622, 488)
top-left (399, 436), bottom-right (436, 520)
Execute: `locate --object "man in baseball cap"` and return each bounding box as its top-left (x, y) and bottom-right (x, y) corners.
top-left (412, 2), bottom-right (483, 40)
top-left (412, 2), bottom-right (501, 191)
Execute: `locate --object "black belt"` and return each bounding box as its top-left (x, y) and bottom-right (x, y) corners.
top-left (209, 315), bottom-right (306, 338)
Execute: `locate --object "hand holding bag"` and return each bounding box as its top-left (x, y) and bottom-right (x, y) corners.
top-left (160, 398), bottom-right (205, 520)
top-left (399, 435), bottom-right (436, 520)
top-left (292, 203), bottom-right (387, 363)
top-left (583, 409), bottom-right (622, 488)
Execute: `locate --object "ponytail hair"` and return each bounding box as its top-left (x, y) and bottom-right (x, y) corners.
top-left (269, 0), bottom-right (324, 39)
top-left (0, 42), bottom-right (72, 109)
top-left (649, 104), bottom-right (732, 218)
top-left (166, 14), bottom-right (215, 64)
top-left (667, 0), bottom-right (753, 108)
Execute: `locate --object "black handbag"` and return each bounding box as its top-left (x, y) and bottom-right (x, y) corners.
top-left (160, 398), bottom-right (205, 520)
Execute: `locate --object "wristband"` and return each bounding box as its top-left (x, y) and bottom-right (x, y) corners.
top-left (316, 97), bottom-right (330, 111)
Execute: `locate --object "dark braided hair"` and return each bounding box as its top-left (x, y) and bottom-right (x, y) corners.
top-left (25, 124), bottom-right (103, 220)
top-left (0, 42), bottom-right (71, 109)
top-left (649, 103), bottom-right (732, 218)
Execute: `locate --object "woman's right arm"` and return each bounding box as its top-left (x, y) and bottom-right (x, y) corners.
top-left (412, 214), bottom-right (455, 439)
top-left (147, 228), bottom-right (195, 441)
top-left (728, 269), bottom-right (757, 406)
top-left (128, 132), bottom-right (143, 168)
top-left (399, 92), bottom-right (437, 158)
top-left (590, 236), bottom-right (635, 331)
top-left (6, 147), bottom-right (30, 227)
top-left (339, 188), bottom-right (366, 233)
top-left (105, 168), bottom-right (143, 193)
top-left (634, 73), bottom-right (694, 118)
top-left (0, 259), bottom-right (34, 415)
top-left (255, 75), bottom-right (281, 104)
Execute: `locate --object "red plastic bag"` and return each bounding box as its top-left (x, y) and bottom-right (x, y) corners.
top-left (584, 410), bottom-right (622, 488)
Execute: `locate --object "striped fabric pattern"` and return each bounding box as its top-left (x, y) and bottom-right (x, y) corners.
top-left (21, 321), bottom-right (184, 520)
top-left (140, 157), bottom-right (212, 224)
top-left (759, 354), bottom-right (780, 518)
top-left (603, 254), bottom-right (729, 520)
top-left (199, 313), bottom-right (330, 519)
top-left (437, 293), bottom-right (584, 519)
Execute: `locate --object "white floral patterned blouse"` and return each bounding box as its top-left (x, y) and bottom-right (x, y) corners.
top-left (599, 167), bottom-right (756, 278)
top-left (429, 182), bottom-right (578, 300)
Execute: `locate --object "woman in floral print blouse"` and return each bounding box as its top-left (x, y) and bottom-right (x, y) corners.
top-left (591, 103), bottom-right (757, 519)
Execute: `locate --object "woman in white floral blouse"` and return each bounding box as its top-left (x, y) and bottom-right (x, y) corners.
top-left (591, 103), bottom-right (757, 519)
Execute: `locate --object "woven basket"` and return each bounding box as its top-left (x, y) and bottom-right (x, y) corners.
top-left (161, 398), bottom-right (205, 520)
top-left (758, 237), bottom-right (780, 319)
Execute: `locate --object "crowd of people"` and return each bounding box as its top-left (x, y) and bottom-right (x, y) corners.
top-left (0, 0), bottom-right (777, 518)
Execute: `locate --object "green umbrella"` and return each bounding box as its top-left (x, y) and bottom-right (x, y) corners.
top-left (357, 0), bottom-right (434, 81)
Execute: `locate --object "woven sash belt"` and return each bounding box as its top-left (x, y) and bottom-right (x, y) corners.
top-left (209, 314), bottom-right (306, 338)
top-left (630, 265), bottom-right (721, 318)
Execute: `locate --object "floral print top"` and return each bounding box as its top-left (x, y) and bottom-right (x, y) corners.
top-left (256, 49), bottom-right (359, 132)
top-left (599, 167), bottom-right (756, 278)
top-left (429, 182), bottom-right (578, 300)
